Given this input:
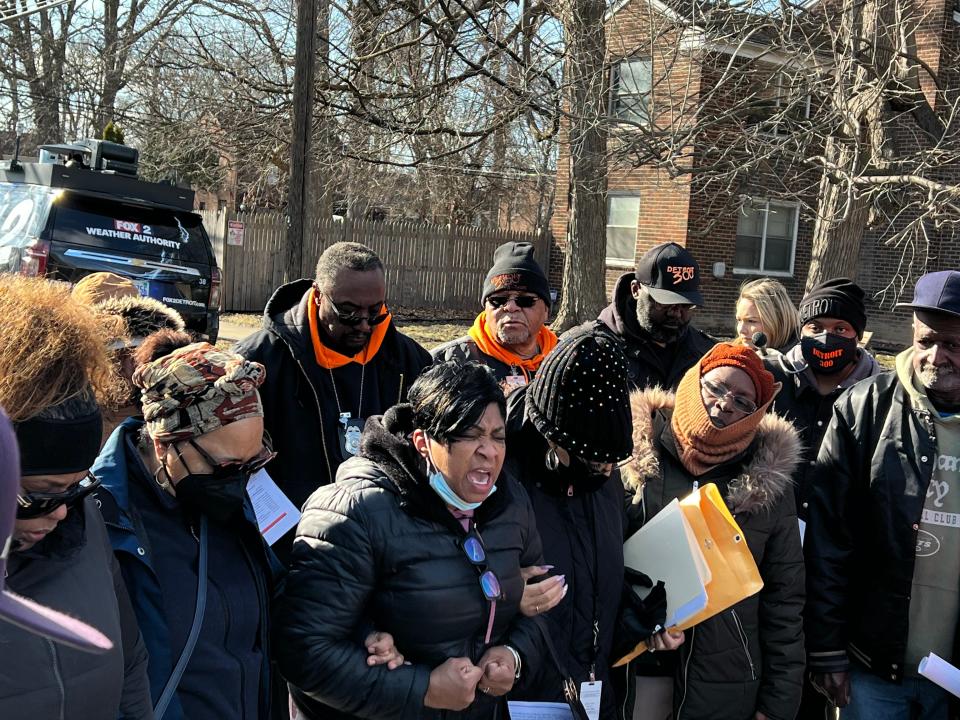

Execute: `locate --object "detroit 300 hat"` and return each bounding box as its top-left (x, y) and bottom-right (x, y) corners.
top-left (634, 242), bottom-right (704, 306)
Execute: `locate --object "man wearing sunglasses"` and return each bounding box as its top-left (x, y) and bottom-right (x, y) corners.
top-left (237, 241), bottom-right (431, 560)
top-left (434, 241), bottom-right (557, 394)
top-left (591, 242), bottom-right (715, 392)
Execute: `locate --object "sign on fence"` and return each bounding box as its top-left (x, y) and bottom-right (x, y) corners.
top-left (227, 220), bottom-right (245, 246)
top-left (200, 209), bottom-right (552, 315)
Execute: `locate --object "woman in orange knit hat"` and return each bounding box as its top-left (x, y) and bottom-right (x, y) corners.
top-left (620, 342), bottom-right (805, 720)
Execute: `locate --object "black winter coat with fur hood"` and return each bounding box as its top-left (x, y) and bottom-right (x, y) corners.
top-left (621, 389), bottom-right (805, 720)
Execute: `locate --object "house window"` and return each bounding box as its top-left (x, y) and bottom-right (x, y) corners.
top-left (734, 199), bottom-right (798, 275)
top-left (607, 194), bottom-right (640, 264)
top-left (749, 72), bottom-right (811, 133)
top-left (611, 58), bottom-right (652, 124)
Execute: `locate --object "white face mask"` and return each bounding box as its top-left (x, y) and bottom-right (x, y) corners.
top-left (424, 440), bottom-right (495, 511)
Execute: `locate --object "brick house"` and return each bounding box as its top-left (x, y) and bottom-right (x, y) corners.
top-left (549, 0), bottom-right (960, 347)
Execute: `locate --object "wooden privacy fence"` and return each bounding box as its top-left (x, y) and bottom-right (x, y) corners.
top-left (200, 209), bottom-right (552, 314)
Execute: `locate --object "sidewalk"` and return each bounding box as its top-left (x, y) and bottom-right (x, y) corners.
top-left (217, 318), bottom-right (259, 345)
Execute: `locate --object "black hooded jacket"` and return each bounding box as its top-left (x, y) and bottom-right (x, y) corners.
top-left (272, 404), bottom-right (546, 720)
top-left (621, 389), bottom-right (805, 720)
top-left (503, 388), bottom-right (627, 720)
top-left (235, 280), bottom-right (432, 558)
top-left (585, 273), bottom-right (715, 392)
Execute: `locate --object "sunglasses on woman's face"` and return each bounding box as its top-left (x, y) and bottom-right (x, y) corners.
top-left (461, 527), bottom-right (503, 601)
top-left (17, 471), bottom-right (102, 519)
top-left (184, 435), bottom-right (277, 479)
top-left (487, 294), bottom-right (539, 310)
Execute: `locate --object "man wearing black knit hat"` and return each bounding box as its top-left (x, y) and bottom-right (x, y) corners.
top-left (588, 242), bottom-right (715, 391)
top-left (434, 241), bottom-right (558, 394)
top-left (767, 277), bottom-right (883, 522)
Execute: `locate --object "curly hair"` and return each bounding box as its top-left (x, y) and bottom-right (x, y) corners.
top-left (0, 276), bottom-right (118, 421)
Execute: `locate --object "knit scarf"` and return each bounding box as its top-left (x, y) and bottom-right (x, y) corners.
top-left (467, 312), bottom-right (558, 380)
top-left (307, 288), bottom-right (391, 370)
top-left (670, 362), bottom-right (776, 477)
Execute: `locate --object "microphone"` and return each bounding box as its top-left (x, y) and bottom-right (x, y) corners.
top-left (752, 332), bottom-right (769, 356)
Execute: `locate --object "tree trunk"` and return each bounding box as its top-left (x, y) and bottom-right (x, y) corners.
top-left (550, 0), bottom-right (609, 332)
top-left (287, 0), bottom-right (319, 281)
top-left (805, 139), bottom-right (871, 290)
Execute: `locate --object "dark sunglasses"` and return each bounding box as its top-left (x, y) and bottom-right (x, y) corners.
top-left (182, 435), bottom-right (277, 479)
top-left (316, 288), bottom-right (389, 327)
top-left (461, 526), bottom-right (503, 601)
top-left (487, 294), bottom-right (539, 309)
top-left (17, 471), bottom-right (101, 519)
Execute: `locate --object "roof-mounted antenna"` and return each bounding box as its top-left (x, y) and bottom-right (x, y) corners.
top-left (8, 134), bottom-right (22, 172)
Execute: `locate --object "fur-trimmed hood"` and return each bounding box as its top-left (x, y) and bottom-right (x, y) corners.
top-left (623, 387), bottom-right (802, 515)
top-left (96, 295), bottom-right (185, 342)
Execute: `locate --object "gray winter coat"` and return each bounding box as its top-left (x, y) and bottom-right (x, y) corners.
top-left (0, 498), bottom-right (152, 720)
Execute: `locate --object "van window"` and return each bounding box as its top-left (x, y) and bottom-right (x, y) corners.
top-left (0, 183), bottom-right (57, 249)
top-left (50, 192), bottom-right (212, 266)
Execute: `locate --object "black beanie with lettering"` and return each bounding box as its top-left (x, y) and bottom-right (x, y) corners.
top-left (481, 242), bottom-right (551, 306)
top-left (798, 278), bottom-right (867, 338)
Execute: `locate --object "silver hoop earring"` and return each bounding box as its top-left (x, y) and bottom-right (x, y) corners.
top-left (545, 447), bottom-right (560, 471)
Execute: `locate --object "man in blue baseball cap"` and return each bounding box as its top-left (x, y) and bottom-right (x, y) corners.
top-left (805, 270), bottom-right (960, 720)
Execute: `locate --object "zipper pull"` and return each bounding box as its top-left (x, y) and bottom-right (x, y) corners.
top-left (692, 480), bottom-right (699, 492)
top-left (567, 485), bottom-right (574, 497)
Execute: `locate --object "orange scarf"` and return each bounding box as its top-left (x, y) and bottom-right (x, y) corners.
top-left (467, 312), bottom-right (558, 380)
top-left (670, 361), bottom-right (775, 477)
top-left (307, 288), bottom-right (391, 370)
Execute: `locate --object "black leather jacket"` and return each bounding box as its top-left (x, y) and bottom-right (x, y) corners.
top-left (804, 370), bottom-right (949, 683)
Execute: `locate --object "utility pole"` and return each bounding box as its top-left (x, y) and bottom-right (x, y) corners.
top-left (287, 0), bottom-right (318, 282)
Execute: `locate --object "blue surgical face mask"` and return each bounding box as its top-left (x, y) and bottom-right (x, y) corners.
top-left (425, 444), bottom-right (496, 511)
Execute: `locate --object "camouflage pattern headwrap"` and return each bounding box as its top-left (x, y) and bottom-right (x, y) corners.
top-left (133, 342), bottom-right (266, 442)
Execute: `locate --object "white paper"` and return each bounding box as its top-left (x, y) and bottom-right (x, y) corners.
top-left (506, 701), bottom-right (574, 720)
top-left (246, 469), bottom-right (300, 545)
top-left (919, 653), bottom-right (960, 698)
top-left (623, 498), bottom-right (709, 628)
top-left (579, 680), bottom-right (602, 720)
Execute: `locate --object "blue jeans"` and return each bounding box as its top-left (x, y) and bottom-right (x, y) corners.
top-left (843, 664), bottom-right (949, 720)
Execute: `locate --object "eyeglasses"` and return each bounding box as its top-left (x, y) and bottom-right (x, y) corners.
top-left (316, 289), bottom-right (389, 327)
top-left (461, 526), bottom-right (503, 601)
top-left (487, 294), bottom-right (539, 310)
top-left (183, 435), bottom-right (277, 479)
top-left (701, 378), bottom-right (758, 414)
top-left (17, 471), bottom-right (102, 519)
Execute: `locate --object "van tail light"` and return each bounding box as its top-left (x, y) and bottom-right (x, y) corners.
top-left (209, 266), bottom-right (222, 310)
top-left (19, 240), bottom-right (50, 277)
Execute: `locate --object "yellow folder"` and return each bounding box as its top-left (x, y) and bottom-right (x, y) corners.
top-left (613, 483), bottom-right (764, 666)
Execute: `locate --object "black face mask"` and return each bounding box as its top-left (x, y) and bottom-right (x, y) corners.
top-left (174, 470), bottom-right (250, 525)
top-left (801, 333), bottom-right (858, 375)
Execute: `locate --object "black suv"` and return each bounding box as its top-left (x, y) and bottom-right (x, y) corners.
top-left (0, 139), bottom-right (220, 341)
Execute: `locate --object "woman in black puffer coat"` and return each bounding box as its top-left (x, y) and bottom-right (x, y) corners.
top-left (272, 362), bottom-right (545, 720)
top-left (622, 343), bottom-right (805, 720)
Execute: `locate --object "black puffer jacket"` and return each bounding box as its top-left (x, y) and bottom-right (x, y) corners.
top-left (584, 273), bottom-right (716, 392)
top-left (272, 404), bottom-right (545, 720)
top-left (766, 344), bottom-right (882, 519)
top-left (503, 388), bottom-right (627, 720)
top-left (622, 389), bottom-right (805, 720)
top-left (235, 280), bottom-right (432, 559)
top-left (804, 369), bottom-right (954, 683)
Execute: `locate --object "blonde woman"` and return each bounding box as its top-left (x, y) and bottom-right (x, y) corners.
top-left (735, 278), bottom-right (799, 353)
